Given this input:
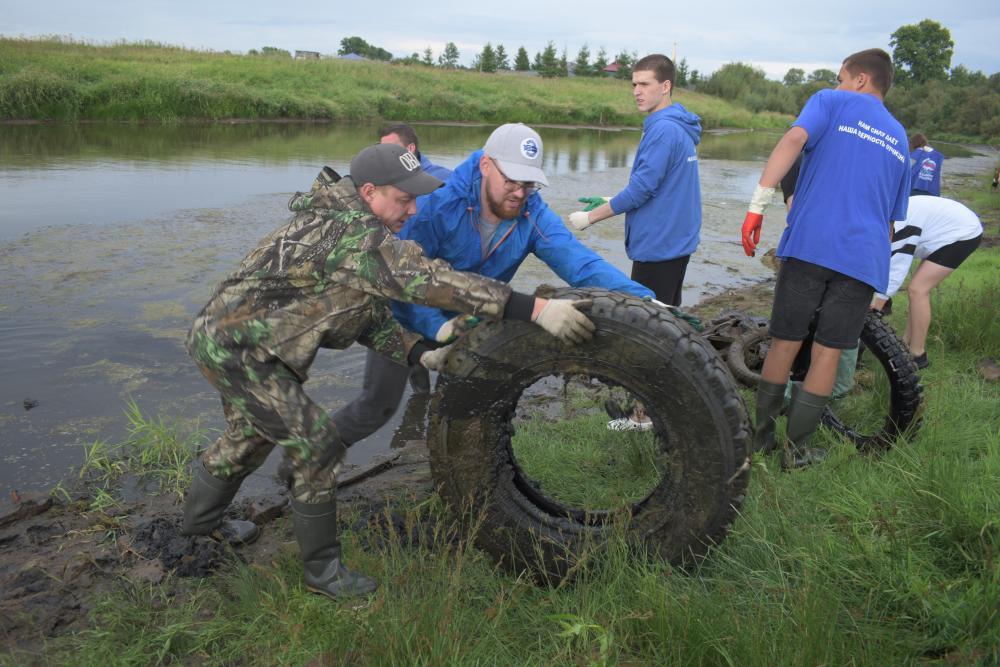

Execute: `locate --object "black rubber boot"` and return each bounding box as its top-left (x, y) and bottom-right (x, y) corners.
top-left (409, 366), bottom-right (432, 394)
top-left (782, 384), bottom-right (829, 470)
top-left (753, 380), bottom-right (787, 454)
top-left (291, 498), bottom-right (377, 599)
top-left (181, 462), bottom-right (260, 544)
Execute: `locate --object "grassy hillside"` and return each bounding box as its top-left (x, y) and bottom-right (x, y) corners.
top-left (0, 37), bottom-right (792, 130)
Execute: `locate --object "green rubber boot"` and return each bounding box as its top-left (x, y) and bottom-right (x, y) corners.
top-left (782, 384), bottom-right (829, 470)
top-left (181, 462), bottom-right (260, 544)
top-left (291, 499), bottom-right (377, 599)
top-left (753, 380), bottom-right (787, 454)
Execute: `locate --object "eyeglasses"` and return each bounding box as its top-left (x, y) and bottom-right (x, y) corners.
top-left (490, 159), bottom-right (540, 195)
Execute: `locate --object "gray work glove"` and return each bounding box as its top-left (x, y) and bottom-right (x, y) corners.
top-left (419, 343), bottom-right (455, 371)
top-left (533, 298), bottom-right (595, 344)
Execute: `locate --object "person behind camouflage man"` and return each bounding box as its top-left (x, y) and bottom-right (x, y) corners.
top-left (379, 121), bottom-right (453, 181)
top-left (376, 122), bottom-right (453, 395)
top-left (180, 143), bottom-right (595, 600)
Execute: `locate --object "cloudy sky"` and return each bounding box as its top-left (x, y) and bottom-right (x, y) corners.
top-left (2, 1), bottom-right (997, 80)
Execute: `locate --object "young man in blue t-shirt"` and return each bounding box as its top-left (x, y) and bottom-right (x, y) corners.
top-left (740, 48), bottom-right (910, 469)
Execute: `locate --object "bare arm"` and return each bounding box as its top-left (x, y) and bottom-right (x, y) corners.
top-left (759, 127), bottom-right (808, 188)
top-left (579, 201), bottom-right (616, 226)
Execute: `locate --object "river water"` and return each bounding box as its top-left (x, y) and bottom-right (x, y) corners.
top-left (0, 122), bottom-right (990, 496)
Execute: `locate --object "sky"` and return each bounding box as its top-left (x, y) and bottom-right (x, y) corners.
top-left (2, 0), bottom-right (997, 80)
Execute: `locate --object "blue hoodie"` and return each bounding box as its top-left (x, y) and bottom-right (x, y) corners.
top-left (610, 103), bottom-right (702, 262)
top-left (392, 150), bottom-right (653, 340)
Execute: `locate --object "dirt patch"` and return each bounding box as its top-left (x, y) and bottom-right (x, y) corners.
top-left (690, 276), bottom-right (776, 322)
top-left (0, 440), bottom-right (434, 656)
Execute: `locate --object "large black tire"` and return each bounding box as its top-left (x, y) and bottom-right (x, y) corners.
top-left (821, 312), bottom-right (924, 452)
top-left (427, 288), bottom-right (751, 581)
top-left (726, 313), bottom-right (923, 452)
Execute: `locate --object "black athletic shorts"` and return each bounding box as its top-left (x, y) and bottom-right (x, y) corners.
top-left (631, 255), bottom-right (690, 306)
top-left (769, 258), bottom-right (874, 349)
top-left (926, 234), bottom-right (982, 269)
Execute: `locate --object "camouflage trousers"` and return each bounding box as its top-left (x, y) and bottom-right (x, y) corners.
top-left (196, 347), bottom-right (345, 504)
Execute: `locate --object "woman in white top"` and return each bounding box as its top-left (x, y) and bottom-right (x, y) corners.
top-left (871, 196), bottom-right (983, 368)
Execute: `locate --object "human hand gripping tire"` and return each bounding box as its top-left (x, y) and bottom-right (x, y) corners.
top-left (533, 298), bottom-right (595, 344)
top-left (434, 315), bottom-right (481, 344)
top-left (419, 343), bottom-right (455, 371)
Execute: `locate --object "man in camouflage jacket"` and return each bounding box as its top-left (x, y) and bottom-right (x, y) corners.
top-left (181, 143), bottom-right (594, 599)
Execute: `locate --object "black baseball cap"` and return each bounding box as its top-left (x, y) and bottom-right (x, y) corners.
top-left (349, 144), bottom-right (443, 196)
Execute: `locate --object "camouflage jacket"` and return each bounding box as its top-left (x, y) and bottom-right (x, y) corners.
top-left (187, 171), bottom-right (513, 380)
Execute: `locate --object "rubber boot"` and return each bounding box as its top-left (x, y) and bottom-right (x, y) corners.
top-left (291, 498), bottom-right (377, 599)
top-left (181, 462), bottom-right (260, 544)
top-left (782, 384), bottom-right (829, 470)
top-left (753, 380), bottom-right (787, 454)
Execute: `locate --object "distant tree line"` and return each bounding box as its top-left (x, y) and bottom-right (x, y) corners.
top-left (247, 20), bottom-right (997, 142)
top-left (675, 19), bottom-right (997, 141)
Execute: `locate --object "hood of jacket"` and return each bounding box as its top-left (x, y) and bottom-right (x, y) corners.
top-left (646, 102), bottom-right (702, 146)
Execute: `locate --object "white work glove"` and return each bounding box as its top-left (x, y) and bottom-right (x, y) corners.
top-left (533, 298), bottom-right (596, 344)
top-left (748, 184), bottom-right (777, 215)
top-left (568, 211), bottom-right (593, 231)
top-left (419, 343), bottom-right (455, 371)
top-left (434, 315), bottom-right (481, 343)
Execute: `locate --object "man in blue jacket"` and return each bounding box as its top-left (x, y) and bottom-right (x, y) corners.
top-left (568, 53), bottom-right (702, 308)
top-left (332, 123), bottom-right (653, 446)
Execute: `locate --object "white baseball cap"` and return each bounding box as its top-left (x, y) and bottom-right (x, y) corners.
top-left (483, 123), bottom-right (548, 187)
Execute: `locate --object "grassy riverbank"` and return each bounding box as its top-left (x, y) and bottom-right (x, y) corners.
top-left (0, 37), bottom-right (791, 129)
top-left (17, 245), bottom-right (997, 665)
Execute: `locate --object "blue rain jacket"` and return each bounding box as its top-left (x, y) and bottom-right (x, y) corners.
top-left (609, 103), bottom-right (702, 262)
top-left (393, 149), bottom-right (653, 339)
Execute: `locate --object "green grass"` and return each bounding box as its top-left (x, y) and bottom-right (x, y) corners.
top-left (72, 398), bottom-right (200, 499)
top-left (25, 249), bottom-right (996, 665)
top-left (0, 37), bottom-right (792, 130)
top-left (511, 402), bottom-right (663, 509)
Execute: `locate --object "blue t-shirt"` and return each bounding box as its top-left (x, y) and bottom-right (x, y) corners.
top-left (909, 146), bottom-right (944, 195)
top-left (778, 89), bottom-right (910, 293)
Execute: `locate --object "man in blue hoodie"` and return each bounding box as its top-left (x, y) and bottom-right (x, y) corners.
top-left (330, 123), bottom-right (654, 447)
top-left (568, 53), bottom-right (702, 308)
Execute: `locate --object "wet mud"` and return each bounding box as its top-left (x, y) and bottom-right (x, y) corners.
top-left (0, 439), bottom-right (435, 656)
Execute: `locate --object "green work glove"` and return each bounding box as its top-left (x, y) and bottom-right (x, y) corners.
top-left (577, 196), bottom-right (611, 212)
top-left (434, 315), bottom-right (482, 344)
top-left (643, 296), bottom-right (704, 331)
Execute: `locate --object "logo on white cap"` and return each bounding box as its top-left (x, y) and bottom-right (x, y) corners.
top-left (399, 152), bottom-right (420, 171)
top-left (520, 138), bottom-right (539, 160)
